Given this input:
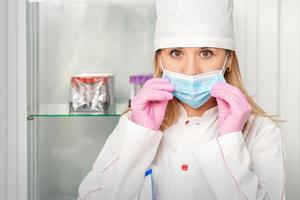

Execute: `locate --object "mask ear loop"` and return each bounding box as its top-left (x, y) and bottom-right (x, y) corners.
top-left (221, 52), bottom-right (230, 76)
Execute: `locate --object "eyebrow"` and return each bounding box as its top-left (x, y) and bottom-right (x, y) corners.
top-left (172, 47), bottom-right (217, 50)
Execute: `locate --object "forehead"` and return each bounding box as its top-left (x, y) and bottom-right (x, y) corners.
top-left (162, 47), bottom-right (224, 51)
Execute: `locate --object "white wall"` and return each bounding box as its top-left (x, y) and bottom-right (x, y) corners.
top-left (233, 0), bottom-right (279, 115)
top-left (233, 0), bottom-right (300, 199)
top-left (280, 0), bottom-right (300, 199)
top-left (0, 0), bottom-right (27, 200)
top-left (0, 0), bottom-right (8, 199)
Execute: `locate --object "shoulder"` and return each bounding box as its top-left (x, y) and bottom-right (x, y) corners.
top-left (252, 114), bottom-right (279, 130)
top-left (120, 109), bottom-right (133, 122)
top-left (104, 111), bottom-right (132, 142)
top-left (252, 114), bottom-right (280, 132)
top-left (245, 114), bottom-right (282, 147)
top-left (116, 110), bottom-right (134, 127)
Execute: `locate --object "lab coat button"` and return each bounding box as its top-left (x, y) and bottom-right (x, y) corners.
top-left (181, 164), bottom-right (188, 171)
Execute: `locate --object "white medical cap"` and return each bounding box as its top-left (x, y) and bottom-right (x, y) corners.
top-left (153, 0), bottom-right (235, 52)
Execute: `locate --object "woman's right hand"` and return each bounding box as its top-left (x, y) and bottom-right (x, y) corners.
top-left (130, 78), bottom-right (174, 131)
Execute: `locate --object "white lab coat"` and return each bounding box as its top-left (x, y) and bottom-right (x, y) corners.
top-left (78, 103), bottom-right (286, 200)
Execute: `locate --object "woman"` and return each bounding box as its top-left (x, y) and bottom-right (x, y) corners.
top-left (78, 0), bottom-right (286, 199)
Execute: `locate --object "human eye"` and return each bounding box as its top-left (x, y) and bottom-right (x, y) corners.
top-left (200, 49), bottom-right (214, 58)
top-left (169, 48), bottom-right (183, 58)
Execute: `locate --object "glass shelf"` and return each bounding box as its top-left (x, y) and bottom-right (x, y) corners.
top-left (28, 102), bottom-right (129, 118)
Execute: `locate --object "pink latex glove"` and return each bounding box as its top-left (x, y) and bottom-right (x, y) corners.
top-left (130, 78), bottom-right (174, 131)
top-left (211, 82), bottom-right (252, 137)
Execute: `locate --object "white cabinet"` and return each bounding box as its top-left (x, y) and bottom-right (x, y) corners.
top-left (27, 0), bottom-right (156, 199)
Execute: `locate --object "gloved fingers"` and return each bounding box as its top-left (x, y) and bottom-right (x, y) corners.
top-left (132, 90), bottom-right (172, 110)
top-left (152, 99), bottom-right (169, 119)
top-left (134, 90), bottom-right (173, 106)
top-left (215, 92), bottom-right (250, 116)
top-left (211, 87), bottom-right (248, 112)
top-left (212, 83), bottom-right (249, 107)
top-left (217, 94), bottom-right (251, 118)
top-left (144, 78), bottom-right (171, 86)
top-left (215, 98), bottom-right (230, 123)
top-left (143, 81), bottom-right (174, 92)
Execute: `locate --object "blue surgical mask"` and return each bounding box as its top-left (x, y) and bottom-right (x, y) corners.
top-left (160, 54), bottom-right (228, 109)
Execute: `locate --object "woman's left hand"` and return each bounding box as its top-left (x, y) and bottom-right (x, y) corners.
top-left (211, 82), bottom-right (252, 137)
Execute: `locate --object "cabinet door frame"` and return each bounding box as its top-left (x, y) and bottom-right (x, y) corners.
top-left (0, 0), bottom-right (27, 200)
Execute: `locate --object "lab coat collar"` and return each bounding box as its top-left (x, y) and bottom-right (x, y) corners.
top-left (177, 102), bottom-right (218, 120)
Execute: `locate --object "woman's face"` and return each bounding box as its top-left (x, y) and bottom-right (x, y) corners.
top-left (159, 47), bottom-right (231, 75)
